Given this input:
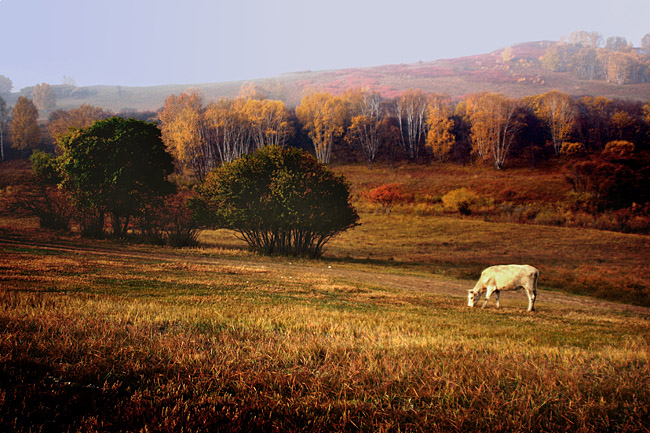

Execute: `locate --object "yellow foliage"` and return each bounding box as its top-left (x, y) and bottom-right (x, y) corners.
top-left (604, 140), bottom-right (635, 157)
top-left (425, 94), bottom-right (455, 162)
top-left (241, 98), bottom-right (293, 149)
top-left (560, 142), bottom-right (585, 155)
top-left (296, 91), bottom-right (347, 164)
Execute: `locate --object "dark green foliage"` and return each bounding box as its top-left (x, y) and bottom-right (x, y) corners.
top-left (59, 117), bottom-right (175, 237)
top-left (197, 145), bottom-right (359, 257)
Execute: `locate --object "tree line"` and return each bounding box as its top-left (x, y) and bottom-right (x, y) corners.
top-left (541, 31), bottom-right (650, 84)
top-left (1, 85), bottom-right (649, 174)
top-left (157, 86), bottom-right (650, 175)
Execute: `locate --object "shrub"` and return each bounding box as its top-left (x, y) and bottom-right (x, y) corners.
top-left (162, 189), bottom-right (202, 247)
top-left (604, 140), bottom-right (635, 157)
top-left (196, 146), bottom-right (359, 258)
top-left (564, 157), bottom-right (644, 210)
top-left (442, 188), bottom-right (479, 215)
top-left (363, 183), bottom-right (408, 213)
top-left (560, 142), bottom-right (585, 156)
top-left (9, 151), bottom-right (73, 231)
top-left (534, 207), bottom-right (566, 226)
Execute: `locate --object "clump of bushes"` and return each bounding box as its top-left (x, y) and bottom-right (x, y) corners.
top-left (9, 151), bottom-right (74, 231)
top-left (442, 188), bottom-right (479, 215)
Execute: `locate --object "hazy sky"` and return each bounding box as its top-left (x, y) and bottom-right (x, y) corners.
top-left (1, 0), bottom-right (648, 91)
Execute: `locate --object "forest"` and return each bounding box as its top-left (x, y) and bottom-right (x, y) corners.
top-left (1, 80), bottom-right (650, 241)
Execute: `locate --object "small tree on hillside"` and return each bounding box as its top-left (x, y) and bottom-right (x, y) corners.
top-left (196, 145), bottom-right (359, 257)
top-left (32, 83), bottom-right (56, 112)
top-left (11, 97), bottom-right (41, 156)
top-left (59, 117), bottom-right (175, 237)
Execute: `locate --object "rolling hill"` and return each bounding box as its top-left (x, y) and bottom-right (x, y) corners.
top-left (6, 41), bottom-right (650, 113)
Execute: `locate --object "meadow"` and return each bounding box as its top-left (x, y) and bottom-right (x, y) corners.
top-left (1, 200), bottom-right (650, 431)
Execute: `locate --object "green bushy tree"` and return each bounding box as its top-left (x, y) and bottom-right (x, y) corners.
top-left (197, 145), bottom-right (359, 257)
top-left (59, 117), bottom-right (175, 237)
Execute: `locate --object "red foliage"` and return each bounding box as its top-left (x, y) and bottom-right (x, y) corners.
top-left (363, 183), bottom-right (408, 212)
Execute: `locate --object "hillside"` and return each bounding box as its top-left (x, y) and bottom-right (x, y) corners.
top-left (5, 41), bottom-right (650, 113)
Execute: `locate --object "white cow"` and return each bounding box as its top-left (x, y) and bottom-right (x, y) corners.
top-left (467, 265), bottom-right (539, 312)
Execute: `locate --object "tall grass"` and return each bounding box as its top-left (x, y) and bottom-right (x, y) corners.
top-left (1, 241), bottom-right (649, 432)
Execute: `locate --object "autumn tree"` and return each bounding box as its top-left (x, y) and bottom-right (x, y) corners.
top-left (393, 89), bottom-right (428, 160)
top-left (533, 90), bottom-right (576, 154)
top-left (605, 51), bottom-right (634, 84)
top-left (605, 36), bottom-right (630, 52)
top-left (241, 98), bottom-right (293, 150)
top-left (0, 96), bottom-right (8, 160)
top-left (567, 31), bottom-right (603, 48)
top-left (541, 44), bottom-right (569, 72)
top-left (464, 92), bottom-right (520, 169)
top-left (296, 91), bottom-right (347, 164)
top-left (425, 94), bottom-right (456, 161)
top-left (158, 91), bottom-right (210, 180)
top-left (11, 97), bottom-right (41, 156)
top-left (571, 47), bottom-right (601, 79)
top-left (32, 83), bottom-right (56, 112)
top-left (203, 98), bottom-right (251, 165)
top-left (642, 34), bottom-right (650, 57)
top-left (47, 105), bottom-right (109, 142)
top-left (238, 81), bottom-right (269, 100)
top-left (0, 75), bottom-right (12, 95)
top-left (610, 110), bottom-right (635, 141)
top-left (576, 96), bottom-right (614, 149)
top-left (344, 89), bottom-right (384, 167)
top-left (502, 46), bottom-right (515, 63)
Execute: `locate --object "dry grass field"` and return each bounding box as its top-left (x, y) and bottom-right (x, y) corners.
top-left (1, 200), bottom-right (649, 431)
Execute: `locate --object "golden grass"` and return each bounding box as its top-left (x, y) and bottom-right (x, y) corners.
top-left (1, 232), bottom-right (649, 431)
top-left (2, 157), bottom-right (650, 430)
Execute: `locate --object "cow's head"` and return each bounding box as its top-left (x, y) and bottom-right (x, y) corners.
top-left (467, 290), bottom-right (479, 307)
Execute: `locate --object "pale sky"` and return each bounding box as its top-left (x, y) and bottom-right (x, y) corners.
top-left (0, 0), bottom-right (648, 91)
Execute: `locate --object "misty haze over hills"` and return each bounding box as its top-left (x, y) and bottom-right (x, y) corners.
top-left (2, 40), bottom-right (650, 113)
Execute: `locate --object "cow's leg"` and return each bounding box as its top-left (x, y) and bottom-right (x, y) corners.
top-left (495, 290), bottom-right (501, 308)
top-left (526, 287), bottom-right (536, 312)
top-left (482, 285), bottom-right (495, 308)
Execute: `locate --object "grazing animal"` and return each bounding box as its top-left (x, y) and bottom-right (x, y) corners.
top-left (467, 265), bottom-right (539, 312)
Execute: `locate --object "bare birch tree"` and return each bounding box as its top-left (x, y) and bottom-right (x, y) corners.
top-left (534, 90), bottom-right (576, 154)
top-left (345, 89), bottom-right (384, 167)
top-left (296, 91), bottom-right (347, 164)
top-left (203, 99), bottom-right (251, 165)
top-left (466, 93), bottom-right (520, 169)
top-left (393, 89), bottom-right (428, 160)
top-left (242, 98), bottom-right (293, 149)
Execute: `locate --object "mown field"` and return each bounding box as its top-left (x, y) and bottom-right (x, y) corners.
top-left (1, 198), bottom-right (650, 431)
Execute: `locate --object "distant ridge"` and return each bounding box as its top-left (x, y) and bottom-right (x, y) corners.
top-left (7, 41), bottom-right (650, 113)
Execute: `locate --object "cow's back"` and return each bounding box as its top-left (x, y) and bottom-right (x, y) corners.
top-left (487, 264), bottom-right (538, 290)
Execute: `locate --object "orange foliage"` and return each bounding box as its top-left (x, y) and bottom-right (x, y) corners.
top-left (363, 183), bottom-right (408, 212)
